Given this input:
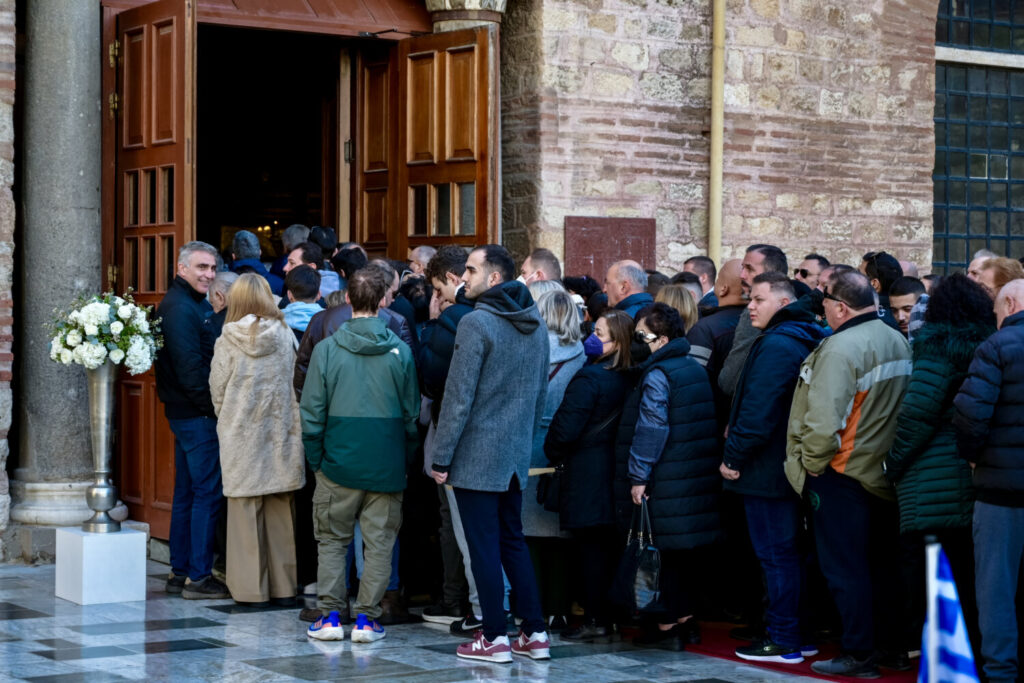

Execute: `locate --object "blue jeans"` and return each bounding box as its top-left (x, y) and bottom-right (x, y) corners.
top-left (455, 478), bottom-right (545, 641)
top-left (744, 495), bottom-right (803, 648)
top-left (347, 523), bottom-right (400, 591)
top-left (168, 417), bottom-right (223, 582)
top-left (973, 501), bottom-right (1024, 683)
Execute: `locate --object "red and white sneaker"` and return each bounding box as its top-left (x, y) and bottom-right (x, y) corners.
top-left (456, 630), bottom-right (512, 663)
top-left (511, 630), bottom-right (551, 660)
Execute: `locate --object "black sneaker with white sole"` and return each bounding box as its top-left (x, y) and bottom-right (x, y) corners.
top-left (735, 638), bottom-right (804, 664)
top-left (450, 614), bottom-right (483, 637)
top-left (422, 602), bottom-right (463, 625)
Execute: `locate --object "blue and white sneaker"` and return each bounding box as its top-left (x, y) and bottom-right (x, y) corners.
top-left (735, 638), bottom-right (804, 664)
top-left (801, 644), bottom-right (820, 657)
top-left (350, 613), bottom-right (386, 643)
top-left (307, 611), bottom-right (345, 641)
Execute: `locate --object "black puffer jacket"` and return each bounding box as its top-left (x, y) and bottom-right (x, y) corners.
top-left (545, 362), bottom-right (632, 529)
top-left (886, 321), bottom-right (993, 532)
top-left (155, 276), bottom-right (217, 419)
top-left (953, 311), bottom-right (1024, 507)
top-left (614, 337), bottom-right (721, 550)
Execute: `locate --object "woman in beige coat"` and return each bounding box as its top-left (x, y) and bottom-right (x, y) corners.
top-left (209, 273), bottom-right (306, 604)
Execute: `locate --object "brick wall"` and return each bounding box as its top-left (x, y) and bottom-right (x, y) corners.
top-left (721, 0), bottom-right (938, 268)
top-left (0, 0), bottom-right (13, 546)
top-left (501, 0), bottom-right (937, 275)
top-left (501, 0), bottom-right (712, 274)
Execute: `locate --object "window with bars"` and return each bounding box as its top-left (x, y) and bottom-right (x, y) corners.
top-left (937, 0), bottom-right (1024, 51)
top-left (933, 63), bottom-right (1024, 273)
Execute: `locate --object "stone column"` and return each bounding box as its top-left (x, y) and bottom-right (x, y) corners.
top-left (10, 1), bottom-right (106, 536)
top-left (424, 0), bottom-right (506, 32)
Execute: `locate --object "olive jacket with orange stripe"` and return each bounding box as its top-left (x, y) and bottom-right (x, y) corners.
top-left (784, 313), bottom-right (912, 501)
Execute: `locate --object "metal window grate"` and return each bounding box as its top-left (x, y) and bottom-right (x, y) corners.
top-left (937, 0), bottom-right (1024, 52)
top-left (933, 62), bottom-right (1024, 274)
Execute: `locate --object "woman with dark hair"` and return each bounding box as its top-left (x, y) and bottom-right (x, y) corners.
top-left (885, 272), bottom-right (995, 657)
top-left (544, 309), bottom-right (635, 642)
top-left (613, 302), bottom-right (721, 650)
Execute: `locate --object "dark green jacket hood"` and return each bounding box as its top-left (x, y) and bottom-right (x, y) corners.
top-left (911, 321), bottom-right (995, 368)
top-left (473, 281), bottom-right (542, 335)
top-left (331, 315), bottom-right (400, 356)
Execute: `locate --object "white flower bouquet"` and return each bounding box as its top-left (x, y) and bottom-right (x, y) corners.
top-left (48, 291), bottom-right (163, 375)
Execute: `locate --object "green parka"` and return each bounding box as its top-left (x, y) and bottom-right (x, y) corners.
top-left (884, 321), bottom-right (993, 534)
top-left (300, 316), bottom-right (420, 493)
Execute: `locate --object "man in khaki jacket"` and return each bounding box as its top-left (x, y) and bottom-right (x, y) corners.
top-left (785, 270), bottom-right (912, 679)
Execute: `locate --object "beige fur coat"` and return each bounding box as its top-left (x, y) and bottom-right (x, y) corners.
top-left (209, 314), bottom-right (305, 497)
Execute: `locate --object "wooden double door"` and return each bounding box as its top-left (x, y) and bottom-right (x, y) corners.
top-left (104, 0), bottom-right (499, 537)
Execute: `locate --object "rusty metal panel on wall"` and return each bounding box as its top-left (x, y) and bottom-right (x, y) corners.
top-left (563, 216), bottom-right (657, 281)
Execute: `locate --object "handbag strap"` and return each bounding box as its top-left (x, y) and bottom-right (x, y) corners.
top-left (548, 361), bottom-right (567, 381)
top-left (585, 406), bottom-right (623, 441)
top-left (640, 498), bottom-right (654, 545)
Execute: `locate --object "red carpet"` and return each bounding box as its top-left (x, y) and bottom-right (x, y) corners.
top-left (686, 622), bottom-right (919, 682)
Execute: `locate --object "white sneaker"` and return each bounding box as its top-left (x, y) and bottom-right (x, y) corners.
top-left (350, 614), bottom-right (386, 643)
top-left (511, 630), bottom-right (551, 660)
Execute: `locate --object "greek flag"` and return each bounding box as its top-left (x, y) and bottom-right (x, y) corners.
top-left (918, 543), bottom-right (979, 683)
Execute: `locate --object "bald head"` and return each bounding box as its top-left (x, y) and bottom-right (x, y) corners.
top-left (899, 260), bottom-right (919, 278)
top-left (715, 259), bottom-right (745, 306)
top-left (604, 260), bottom-right (647, 306)
top-left (996, 278), bottom-right (1024, 328)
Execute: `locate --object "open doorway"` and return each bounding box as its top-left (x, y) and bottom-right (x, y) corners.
top-left (196, 25), bottom-right (344, 263)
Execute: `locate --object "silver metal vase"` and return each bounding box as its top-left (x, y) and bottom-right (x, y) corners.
top-left (83, 360), bottom-right (121, 533)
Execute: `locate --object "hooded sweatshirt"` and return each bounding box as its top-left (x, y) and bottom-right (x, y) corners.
top-left (300, 315), bottom-right (420, 493)
top-left (283, 300), bottom-right (323, 334)
top-left (431, 281), bottom-right (550, 492)
top-left (209, 314), bottom-right (306, 497)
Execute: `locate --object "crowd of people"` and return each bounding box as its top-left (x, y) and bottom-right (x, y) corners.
top-left (154, 226), bottom-right (1024, 681)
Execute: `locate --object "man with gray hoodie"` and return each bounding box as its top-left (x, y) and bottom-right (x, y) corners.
top-left (430, 244), bottom-right (552, 663)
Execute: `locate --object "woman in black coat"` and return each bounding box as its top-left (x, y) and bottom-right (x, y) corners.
top-left (544, 309), bottom-right (635, 641)
top-left (614, 303), bottom-right (721, 651)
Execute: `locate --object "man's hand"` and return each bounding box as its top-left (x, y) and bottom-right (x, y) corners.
top-left (430, 469), bottom-right (448, 485)
top-left (429, 289), bottom-right (444, 320)
top-left (631, 484), bottom-right (647, 505)
top-left (719, 463), bottom-right (740, 481)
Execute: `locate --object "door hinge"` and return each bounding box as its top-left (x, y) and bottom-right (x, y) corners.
top-left (107, 264), bottom-right (120, 289)
top-left (108, 39), bottom-right (120, 69)
top-left (108, 93), bottom-right (119, 120)
top-left (344, 139), bottom-right (354, 163)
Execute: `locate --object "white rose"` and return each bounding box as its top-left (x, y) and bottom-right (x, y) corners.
top-left (83, 323), bottom-right (99, 337)
top-left (113, 297), bottom-right (125, 306)
top-left (135, 318), bottom-right (150, 334)
top-left (118, 305), bottom-right (133, 320)
top-left (59, 348), bottom-right (73, 365)
top-left (110, 321), bottom-right (124, 336)
top-left (49, 335), bottom-right (62, 360)
top-left (65, 329), bottom-right (82, 347)
top-left (109, 348), bottom-right (125, 364)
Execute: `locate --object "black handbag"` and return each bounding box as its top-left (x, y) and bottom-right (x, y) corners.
top-left (609, 498), bottom-right (663, 615)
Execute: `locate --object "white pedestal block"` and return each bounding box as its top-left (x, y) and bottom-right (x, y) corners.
top-left (55, 527), bottom-right (147, 605)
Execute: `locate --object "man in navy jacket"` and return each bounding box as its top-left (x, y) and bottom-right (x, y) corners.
top-left (720, 272), bottom-right (826, 665)
top-left (155, 240), bottom-right (229, 600)
top-left (954, 278), bottom-right (1024, 683)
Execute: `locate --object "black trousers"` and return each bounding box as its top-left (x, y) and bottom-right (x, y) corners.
top-left (805, 468), bottom-right (904, 658)
top-left (571, 525), bottom-right (619, 624)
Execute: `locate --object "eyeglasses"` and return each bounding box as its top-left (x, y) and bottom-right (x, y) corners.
top-left (822, 289), bottom-right (847, 306)
top-left (634, 329), bottom-right (659, 344)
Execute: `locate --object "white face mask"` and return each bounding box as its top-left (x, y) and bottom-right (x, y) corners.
top-left (516, 274), bottom-right (529, 285)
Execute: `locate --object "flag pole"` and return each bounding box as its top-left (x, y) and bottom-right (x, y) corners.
top-left (924, 534), bottom-right (940, 682)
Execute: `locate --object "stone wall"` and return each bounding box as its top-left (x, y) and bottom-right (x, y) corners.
top-left (0, 0), bottom-right (14, 555)
top-left (501, 0), bottom-right (713, 273)
top-left (501, 0), bottom-right (938, 274)
top-left (721, 0), bottom-right (937, 268)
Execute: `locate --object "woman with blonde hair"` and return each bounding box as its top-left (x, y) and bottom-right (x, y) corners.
top-left (209, 273), bottom-right (306, 605)
top-left (656, 283), bottom-right (699, 333)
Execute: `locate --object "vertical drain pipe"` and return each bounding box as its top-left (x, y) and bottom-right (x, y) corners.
top-left (708, 0), bottom-right (726, 264)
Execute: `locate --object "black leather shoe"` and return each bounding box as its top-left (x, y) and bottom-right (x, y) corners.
top-left (561, 620), bottom-right (613, 643)
top-left (876, 651), bottom-right (912, 671)
top-left (632, 624), bottom-right (684, 651)
top-left (811, 654), bottom-right (881, 679)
